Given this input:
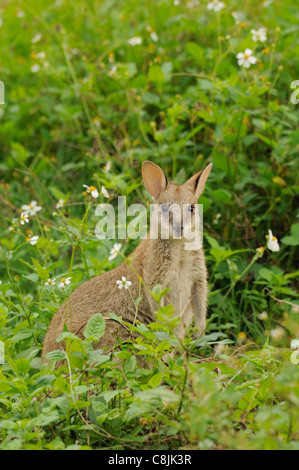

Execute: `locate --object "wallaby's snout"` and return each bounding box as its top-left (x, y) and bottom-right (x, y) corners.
top-left (158, 203), bottom-right (188, 240)
top-left (173, 221), bottom-right (183, 237)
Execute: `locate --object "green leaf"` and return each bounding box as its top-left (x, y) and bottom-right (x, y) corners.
top-left (124, 402), bottom-right (151, 422)
top-left (281, 223), bottom-right (299, 246)
top-left (212, 189), bottom-right (233, 204)
top-left (186, 42), bottom-right (204, 64)
top-left (15, 358), bottom-right (31, 375)
top-left (212, 152), bottom-right (234, 175)
top-left (150, 285), bottom-right (170, 304)
top-left (56, 332), bottom-right (81, 343)
top-left (83, 313), bottom-right (105, 341)
top-left (44, 350), bottom-right (66, 362)
top-left (196, 110), bottom-right (216, 123)
top-left (31, 258), bottom-right (49, 281)
top-left (101, 389), bottom-right (125, 403)
top-left (0, 420), bottom-right (17, 430)
top-left (148, 65), bottom-right (165, 88)
top-left (142, 91), bottom-right (161, 105)
top-left (135, 386), bottom-right (179, 403)
top-left (147, 373), bottom-right (163, 388)
top-left (161, 62), bottom-right (173, 82)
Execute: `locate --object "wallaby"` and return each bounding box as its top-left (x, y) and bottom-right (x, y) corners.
top-left (42, 161), bottom-right (213, 361)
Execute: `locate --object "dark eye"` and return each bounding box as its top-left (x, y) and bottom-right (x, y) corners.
top-left (188, 205), bottom-right (195, 213)
top-left (161, 204), bottom-right (168, 213)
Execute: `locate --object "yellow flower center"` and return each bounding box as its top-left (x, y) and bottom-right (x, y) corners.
top-left (244, 53), bottom-right (249, 59)
top-left (90, 186), bottom-right (96, 191)
top-left (238, 332), bottom-right (246, 339)
top-left (61, 278), bottom-right (66, 283)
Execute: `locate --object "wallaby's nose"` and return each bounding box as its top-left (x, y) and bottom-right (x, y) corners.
top-left (174, 223), bottom-right (183, 236)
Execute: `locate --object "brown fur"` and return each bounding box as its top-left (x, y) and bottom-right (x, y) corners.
top-left (42, 161), bottom-right (212, 361)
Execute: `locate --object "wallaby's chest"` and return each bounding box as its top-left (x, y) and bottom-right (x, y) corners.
top-left (163, 249), bottom-right (202, 315)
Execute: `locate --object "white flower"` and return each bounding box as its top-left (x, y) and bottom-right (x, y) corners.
top-left (270, 326), bottom-right (285, 341)
top-left (83, 184), bottom-right (99, 198)
top-left (257, 311), bottom-right (268, 320)
top-left (26, 235), bottom-right (39, 245)
top-left (20, 213), bottom-right (29, 225)
top-left (31, 64), bottom-right (41, 73)
top-left (108, 65), bottom-right (118, 77)
top-left (146, 27), bottom-right (159, 42)
top-left (0, 280), bottom-right (2, 285)
top-left (92, 117), bottom-right (101, 128)
top-left (0, 16), bottom-right (3, 27)
top-left (151, 31), bottom-right (158, 42)
top-left (207, 0), bottom-right (225, 12)
top-left (56, 199), bottom-right (65, 209)
top-left (101, 186), bottom-right (109, 198)
top-left (31, 33), bottom-right (42, 43)
top-left (59, 277), bottom-right (72, 289)
top-left (174, 0), bottom-right (180, 5)
top-left (266, 229), bottom-right (280, 252)
top-left (109, 243), bottom-right (122, 261)
top-left (236, 49), bottom-right (257, 68)
top-left (214, 343), bottom-right (226, 356)
top-left (103, 161), bottom-right (112, 172)
top-left (44, 278), bottom-right (56, 286)
top-left (116, 276), bottom-right (132, 290)
top-left (36, 51), bottom-right (46, 59)
top-left (251, 27), bottom-right (267, 43)
top-left (291, 304), bottom-right (299, 314)
top-left (231, 11), bottom-right (244, 23)
top-left (291, 339), bottom-right (299, 350)
top-left (22, 201), bottom-right (42, 216)
top-left (212, 213), bottom-right (221, 225)
top-left (16, 10), bottom-right (25, 18)
top-left (187, 0), bottom-right (200, 7)
top-left (128, 37), bottom-right (142, 47)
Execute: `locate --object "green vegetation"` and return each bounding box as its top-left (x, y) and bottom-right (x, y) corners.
top-left (0, 0), bottom-right (298, 450)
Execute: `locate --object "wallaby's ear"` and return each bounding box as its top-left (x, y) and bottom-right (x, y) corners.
top-left (187, 163), bottom-right (213, 198)
top-left (142, 161), bottom-right (167, 200)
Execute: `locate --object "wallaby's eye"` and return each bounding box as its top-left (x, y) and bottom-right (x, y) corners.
top-left (160, 204), bottom-right (169, 213)
top-left (188, 205), bottom-right (195, 213)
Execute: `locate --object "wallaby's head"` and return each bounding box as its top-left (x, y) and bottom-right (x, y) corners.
top-left (142, 161), bottom-right (213, 241)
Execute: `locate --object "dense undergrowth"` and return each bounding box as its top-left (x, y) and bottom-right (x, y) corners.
top-left (0, 0), bottom-right (298, 450)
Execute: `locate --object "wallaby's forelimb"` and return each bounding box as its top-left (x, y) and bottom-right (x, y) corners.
top-left (191, 281), bottom-right (207, 337)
